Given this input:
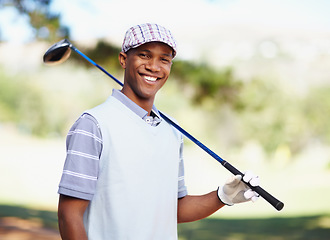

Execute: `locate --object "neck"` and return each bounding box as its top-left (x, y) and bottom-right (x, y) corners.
top-left (120, 88), bottom-right (154, 115)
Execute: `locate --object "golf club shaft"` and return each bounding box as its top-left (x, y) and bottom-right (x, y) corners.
top-left (70, 45), bottom-right (284, 211)
top-left (72, 46), bottom-right (123, 87)
top-left (159, 112), bottom-right (284, 211)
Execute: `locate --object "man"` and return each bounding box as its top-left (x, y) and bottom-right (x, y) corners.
top-left (57, 23), bottom-right (259, 240)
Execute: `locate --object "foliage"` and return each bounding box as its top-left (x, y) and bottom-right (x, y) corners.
top-left (0, 0), bottom-right (69, 41)
top-left (2, 58), bottom-right (330, 157)
top-left (0, 70), bottom-right (65, 137)
top-left (235, 78), bottom-right (296, 153)
top-left (66, 44), bottom-right (243, 111)
top-left (303, 86), bottom-right (330, 144)
top-left (171, 60), bottom-right (242, 108)
top-left (234, 80), bottom-right (330, 154)
top-left (1, 33), bottom-right (330, 157)
top-left (70, 40), bottom-right (122, 72)
top-left (0, 204), bottom-right (58, 229)
top-left (178, 215), bottom-right (330, 240)
top-left (67, 47), bottom-right (243, 109)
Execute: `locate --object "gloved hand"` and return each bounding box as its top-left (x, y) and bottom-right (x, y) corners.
top-left (217, 171), bottom-right (260, 206)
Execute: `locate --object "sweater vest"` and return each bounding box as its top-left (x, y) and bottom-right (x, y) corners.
top-left (83, 96), bottom-right (182, 240)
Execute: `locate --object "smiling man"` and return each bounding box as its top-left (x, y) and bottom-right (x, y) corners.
top-left (119, 40), bottom-right (173, 113)
top-left (57, 23), bottom-right (260, 240)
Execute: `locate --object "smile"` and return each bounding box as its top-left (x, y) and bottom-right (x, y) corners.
top-left (144, 76), bottom-right (158, 82)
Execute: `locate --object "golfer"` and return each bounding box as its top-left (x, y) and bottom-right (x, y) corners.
top-left (57, 23), bottom-right (260, 240)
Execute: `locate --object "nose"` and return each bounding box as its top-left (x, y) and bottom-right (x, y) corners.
top-left (145, 58), bottom-right (161, 72)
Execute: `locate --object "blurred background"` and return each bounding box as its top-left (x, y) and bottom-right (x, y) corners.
top-left (0, 0), bottom-right (330, 239)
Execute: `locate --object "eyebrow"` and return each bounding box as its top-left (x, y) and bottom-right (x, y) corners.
top-left (139, 49), bottom-right (173, 58)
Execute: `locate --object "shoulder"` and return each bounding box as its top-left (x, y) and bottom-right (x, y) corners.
top-left (72, 113), bottom-right (100, 130)
top-left (68, 113), bottom-right (102, 140)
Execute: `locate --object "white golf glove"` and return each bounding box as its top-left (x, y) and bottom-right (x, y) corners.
top-left (217, 171), bottom-right (260, 206)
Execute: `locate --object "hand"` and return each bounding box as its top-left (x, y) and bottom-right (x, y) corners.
top-left (217, 171), bottom-right (260, 206)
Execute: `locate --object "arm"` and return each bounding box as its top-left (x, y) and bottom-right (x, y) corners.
top-left (178, 171), bottom-right (260, 223)
top-left (177, 191), bottom-right (224, 223)
top-left (57, 114), bottom-right (101, 239)
top-left (58, 194), bottom-right (90, 240)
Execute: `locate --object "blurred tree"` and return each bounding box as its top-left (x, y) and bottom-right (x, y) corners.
top-left (67, 42), bottom-right (243, 111)
top-left (304, 86), bottom-right (330, 144)
top-left (0, 69), bottom-right (49, 136)
top-left (70, 40), bottom-right (122, 73)
top-left (237, 78), bottom-right (294, 153)
top-left (227, 79), bottom-right (330, 156)
top-left (171, 60), bottom-right (242, 109)
top-left (0, 0), bottom-right (69, 41)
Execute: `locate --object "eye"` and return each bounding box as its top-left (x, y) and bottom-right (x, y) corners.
top-left (161, 57), bottom-right (171, 64)
top-left (139, 53), bottom-right (149, 59)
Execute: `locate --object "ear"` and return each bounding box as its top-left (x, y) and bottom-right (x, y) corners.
top-left (119, 52), bottom-right (127, 69)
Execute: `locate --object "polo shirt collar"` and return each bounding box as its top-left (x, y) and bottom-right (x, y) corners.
top-left (111, 89), bottom-right (161, 120)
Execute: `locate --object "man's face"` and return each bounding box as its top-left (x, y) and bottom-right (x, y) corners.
top-left (119, 41), bottom-right (173, 105)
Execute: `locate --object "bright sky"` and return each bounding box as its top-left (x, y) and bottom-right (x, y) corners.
top-left (1, 0), bottom-right (330, 41)
top-left (51, 0), bottom-right (330, 40)
top-left (1, 0), bottom-right (330, 62)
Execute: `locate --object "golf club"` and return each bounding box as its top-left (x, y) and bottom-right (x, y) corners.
top-left (43, 39), bottom-right (284, 211)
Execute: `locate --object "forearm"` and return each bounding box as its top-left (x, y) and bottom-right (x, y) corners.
top-left (58, 213), bottom-right (88, 240)
top-left (177, 190), bottom-right (225, 223)
top-left (58, 195), bottom-right (89, 240)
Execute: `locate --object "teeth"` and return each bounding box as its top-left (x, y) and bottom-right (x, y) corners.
top-left (144, 76), bottom-right (157, 82)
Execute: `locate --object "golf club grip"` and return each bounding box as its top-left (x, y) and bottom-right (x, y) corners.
top-left (222, 161), bottom-right (284, 211)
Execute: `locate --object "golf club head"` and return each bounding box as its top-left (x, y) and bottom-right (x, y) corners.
top-left (43, 39), bottom-right (72, 65)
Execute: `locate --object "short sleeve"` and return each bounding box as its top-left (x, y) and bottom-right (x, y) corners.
top-left (58, 113), bottom-right (103, 200)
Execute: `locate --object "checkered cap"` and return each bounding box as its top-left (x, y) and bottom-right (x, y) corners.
top-left (122, 23), bottom-right (177, 58)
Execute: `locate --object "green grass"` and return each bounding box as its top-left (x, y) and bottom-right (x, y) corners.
top-left (1, 204), bottom-right (329, 239)
top-left (178, 215), bottom-right (330, 240)
top-left (0, 204), bottom-right (58, 230)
